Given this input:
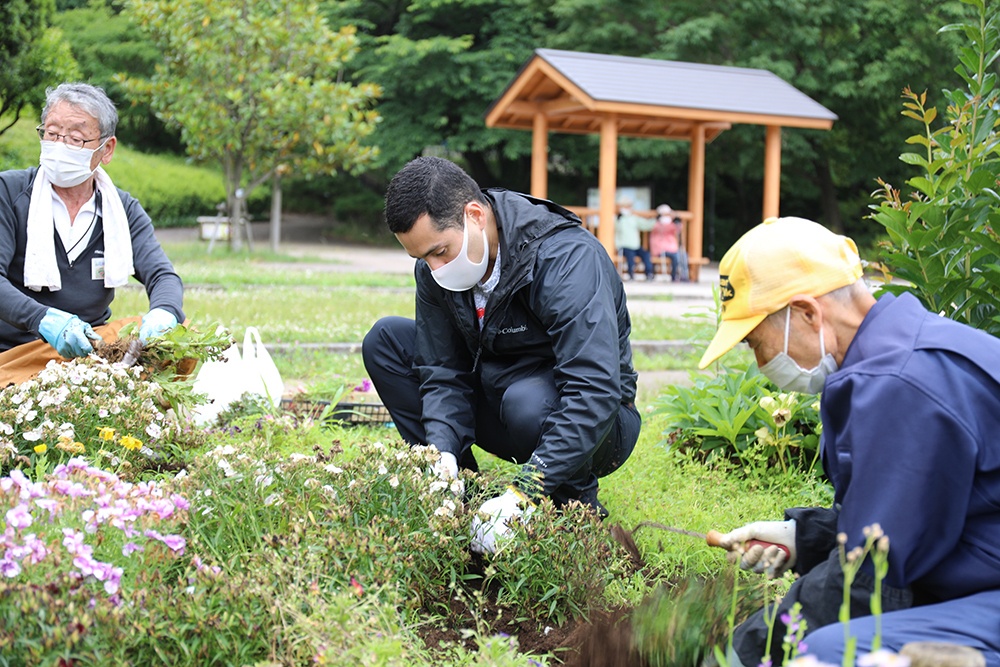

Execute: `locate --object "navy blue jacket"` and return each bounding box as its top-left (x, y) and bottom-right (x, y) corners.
top-left (412, 189), bottom-right (637, 496)
top-left (0, 167), bottom-right (184, 350)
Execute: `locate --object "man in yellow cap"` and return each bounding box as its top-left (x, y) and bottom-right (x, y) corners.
top-left (702, 217), bottom-right (1000, 666)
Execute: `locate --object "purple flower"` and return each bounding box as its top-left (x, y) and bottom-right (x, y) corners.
top-left (0, 557), bottom-right (20, 578)
top-left (62, 528), bottom-right (91, 556)
top-left (22, 534), bottom-right (48, 564)
top-left (5, 504), bottom-right (33, 530)
top-left (145, 529), bottom-right (186, 554)
top-left (122, 542), bottom-right (144, 557)
top-left (354, 379), bottom-right (373, 392)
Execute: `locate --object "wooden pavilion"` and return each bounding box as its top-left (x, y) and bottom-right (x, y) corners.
top-left (485, 49), bottom-right (838, 280)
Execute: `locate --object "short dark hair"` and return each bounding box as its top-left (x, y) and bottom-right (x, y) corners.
top-left (384, 156), bottom-right (487, 234)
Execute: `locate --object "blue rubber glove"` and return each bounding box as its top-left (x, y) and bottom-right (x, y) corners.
top-left (139, 308), bottom-right (178, 342)
top-left (38, 308), bottom-right (101, 358)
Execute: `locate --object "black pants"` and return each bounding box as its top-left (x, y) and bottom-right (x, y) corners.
top-left (362, 316), bottom-right (640, 510)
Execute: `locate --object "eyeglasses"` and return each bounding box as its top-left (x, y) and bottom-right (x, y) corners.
top-left (36, 126), bottom-right (104, 150)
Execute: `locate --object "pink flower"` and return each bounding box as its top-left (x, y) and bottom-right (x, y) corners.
top-left (5, 504), bottom-right (33, 530)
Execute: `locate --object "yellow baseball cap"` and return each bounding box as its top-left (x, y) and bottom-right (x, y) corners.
top-left (698, 217), bottom-right (863, 369)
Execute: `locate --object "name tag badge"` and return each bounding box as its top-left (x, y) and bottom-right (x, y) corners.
top-left (91, 257), bottom-right (105, 281)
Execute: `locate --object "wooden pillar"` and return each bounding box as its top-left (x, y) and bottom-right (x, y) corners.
top-left (763, 125), bottom-right (781, 220)
top-left (531, 113), bottom-right (549, 199)
top-left (687, 124), bottom-right (706, 282)
top-left (597, 114), bottom-right (618, 260)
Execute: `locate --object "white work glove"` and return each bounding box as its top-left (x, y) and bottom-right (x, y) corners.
top-left (470, 487), bottom-right (535, 555)
top-left (430, 450), bottom-right (464, 497)
top-left (714, 519), bottom-right (797, 578)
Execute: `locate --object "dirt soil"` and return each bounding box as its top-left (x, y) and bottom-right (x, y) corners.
top-left (416, 587), bottom-right (644, 666)
top-left (417, 527), bottom-right (652, 665)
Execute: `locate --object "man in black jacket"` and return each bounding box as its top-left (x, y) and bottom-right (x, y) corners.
top-left (363, 156), bottom-right (640, 553)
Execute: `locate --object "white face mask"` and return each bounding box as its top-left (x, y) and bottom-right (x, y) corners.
top-left (39, 139), bottom-right (106, 188)
top-left (430, 216), bottom-right (489, 292)
top-left (758, 308), bottom-right (838, 394)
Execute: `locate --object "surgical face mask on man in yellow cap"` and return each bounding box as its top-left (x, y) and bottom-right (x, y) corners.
top-left (698, 217), bottom-right (867, 392)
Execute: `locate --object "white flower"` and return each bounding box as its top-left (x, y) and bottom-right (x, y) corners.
top-left (263, 493), bottom-right (283, 507)
top-left (377, 464), bottom-right (388, 475)
top-left (434, 499), bottom-right (456, 517)
top-left (324, 464), bottom-right (343, 474)
top-left (389, 475), bottom-right (399, 488)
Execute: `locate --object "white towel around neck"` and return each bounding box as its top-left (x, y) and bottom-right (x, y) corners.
top-left (24, 167), bottom-right (134, 292)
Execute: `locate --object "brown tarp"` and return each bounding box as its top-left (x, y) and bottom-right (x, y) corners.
top-left (0, 316), bottom-right (141, 387)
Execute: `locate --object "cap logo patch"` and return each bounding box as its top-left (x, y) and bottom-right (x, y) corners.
top-left (720, 275), bottom-right (735, 302)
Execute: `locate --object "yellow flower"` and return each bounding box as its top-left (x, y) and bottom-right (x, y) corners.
top-left (55, 434), bottom-right (85, 454)
top-left (99, 427), bottom-right (116, 441)
top-left (33, 444), bottom-right (47, 454)
top-left (120, 435), bottom-right (143, 451)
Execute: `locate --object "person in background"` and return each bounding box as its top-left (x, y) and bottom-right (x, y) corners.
top-left (701, 217), bottom-right (1000, 667)
top-left (0, 82), bottom-right (184, 385)
top-left (362, 156), bottom-right (640, 554)
top-left (614, 199), bottom-right (655, 281)
top-left (649, 203), bottom-right (681, 282)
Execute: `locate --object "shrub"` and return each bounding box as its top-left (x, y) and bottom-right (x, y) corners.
top-left (869, 0), bottom-right (1000, 337)
top-left (653, 364), bottom-right (822, 476)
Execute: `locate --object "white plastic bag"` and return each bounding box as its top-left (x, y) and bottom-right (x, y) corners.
top-left (191, 340), bottom-right (244, 425)
top-left (190, 327), bottom-right (284, 425)
top-left (241, 327), bottom-right (284, 407)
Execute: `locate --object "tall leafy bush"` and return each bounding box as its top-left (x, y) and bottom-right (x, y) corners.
top-left (869, 0), bottom-right (1000, 336)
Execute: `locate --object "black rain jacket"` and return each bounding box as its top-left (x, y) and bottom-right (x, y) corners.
top-left (413, 189), bottom-right (637, 496)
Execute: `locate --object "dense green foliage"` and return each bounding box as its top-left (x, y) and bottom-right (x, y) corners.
top-left (655, 364), bottom-right (823, 476)
top-left (52, 1), bottom-right (181, 152)
top-left (870, 0), bottom-right (1000, 336)
top-left (0, 0), bottom-right (79, 136)
top-left (24, 0), bottom-right (982, 251)
top-left (320, 0), bottom-right (970, 252)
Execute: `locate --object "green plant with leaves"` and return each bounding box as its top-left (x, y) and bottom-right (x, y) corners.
top-left (631, 572), bottom-right (768, 667)
top-left (869, 0), bottom-right (1000, 337)
top-left (653, 364), bottom-right (822, 475)
top-left (483, 497), bottom-right (630, 627)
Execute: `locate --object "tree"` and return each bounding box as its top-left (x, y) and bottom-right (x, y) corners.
top-left (630, 0), bottom-right (968, 244)
top-left (0, 0), bottom-right (79, 136)
top-left (118, 0), bottom-right (381, 250)
top-left (323, 0), bottom-right (969, 254)
top-left (53, 0), bottom-right (181, 153)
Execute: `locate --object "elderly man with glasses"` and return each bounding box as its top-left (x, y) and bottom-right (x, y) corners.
top-left (0, 82), bottom-right (184, 385)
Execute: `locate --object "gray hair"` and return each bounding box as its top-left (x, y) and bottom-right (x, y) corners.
top-left (763, 280), bottom-right (870, 329)
top-left (41, 83), bottom-right (118, 139)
